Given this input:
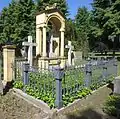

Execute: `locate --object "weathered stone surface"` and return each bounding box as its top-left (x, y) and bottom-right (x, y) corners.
top-left (114, 76), bottom-right (120, 94)
top-left (53, 85), bottom-right (114, 119)
top-left (0, 79), bottom-right (3, 95)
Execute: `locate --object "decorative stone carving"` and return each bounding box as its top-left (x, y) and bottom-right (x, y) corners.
top-left (45, 3), bottom-right (57, 10)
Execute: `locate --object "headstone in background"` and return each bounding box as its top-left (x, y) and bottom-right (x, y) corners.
top-left (74, 51), bottom-right (83, 65)
top-left (22, 36), bottom-right (37, 67)
top-left (114, 76), bottom-right (120, 94)
top-left (65, 41), bottom-right (74, 66)
top-left (21, 47), bottom-right (27, 59)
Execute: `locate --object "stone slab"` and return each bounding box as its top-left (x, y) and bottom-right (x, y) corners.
top-left (0, 79), bottom-right (3, 95)
top-left (114, 76), bottom-right (120, 94)
top-left (13, 88), bottom-right (51, 113)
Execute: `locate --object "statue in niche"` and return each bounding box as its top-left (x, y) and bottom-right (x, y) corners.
top-left (21, 47), bottom-right (27, 59)
top-left (46, 21), bottom-right (60, 58)
top-left (53, 40), bottom-right (58, 53)
top-left (46, 22), bottom-right (53, 57)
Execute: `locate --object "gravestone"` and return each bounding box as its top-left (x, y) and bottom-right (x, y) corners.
top-left (114, 76), bottom-right (120, 94)
top-left (65, 41), bottom-right (74, 66)
top-left (22, 36), bottom-right (37, 66)
top-left (74, 51), bottom-right (82, 60)
top-left (21, 47), bottom-right (27, 59)
top-left (74, 51), bottom-right (83, 65)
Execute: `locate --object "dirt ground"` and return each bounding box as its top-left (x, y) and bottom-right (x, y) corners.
top-left (0, 90), bottom-right (47, 119)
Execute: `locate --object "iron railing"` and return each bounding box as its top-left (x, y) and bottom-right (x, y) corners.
top-left (12, 58), bottom-right (118, 109)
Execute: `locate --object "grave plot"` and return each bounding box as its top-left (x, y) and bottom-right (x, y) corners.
top-left (13, 58), bottom-right (118, 109)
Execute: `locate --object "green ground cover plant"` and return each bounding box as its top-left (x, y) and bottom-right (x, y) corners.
top-left (13, 66), bottom-right (114, 108)
top-left (103, 95), bottom-right (120, 117)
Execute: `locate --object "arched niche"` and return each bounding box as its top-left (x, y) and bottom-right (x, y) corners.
top-left (46, 16), bottom-right (62, 57)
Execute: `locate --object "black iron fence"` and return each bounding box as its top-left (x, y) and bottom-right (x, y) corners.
top-left (12, 58), bottom-right (118, 109)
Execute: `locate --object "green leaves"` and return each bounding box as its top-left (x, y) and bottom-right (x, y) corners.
top-left (62, 88), bottom-right (92, 107)
top-left (92, 0), bottom-right (120, 46)
top-left (103, 94), bottom-right (120, 116)
top-left (13, 81), bottom-right (24, 89)
top-left (0, 0), bottom-right (36, 44)
top-left (13, 68), bottom-right (111, 109)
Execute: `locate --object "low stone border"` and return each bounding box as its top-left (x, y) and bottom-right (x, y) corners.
top-left (57, 84), bottom-right (109, 113)
top-left (12, 84), bottom-right (112, 119)
top-left (13, 88), bottom-right (51, 114)
top-left (13, 84), bottom-right (110, 112)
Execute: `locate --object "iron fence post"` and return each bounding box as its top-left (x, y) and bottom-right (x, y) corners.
top-left (85, 61), bottom-right (92, 88)
top-left (23, 63), bottom-right (29, 92)
top-left (113, 57), bottom-right (117, 77)
top-left (102, 59), bottom-right (108, 80)
top-left (53, 66), bottom-right (64, 109)
top-left (0, 57), bottom-right (2, 80)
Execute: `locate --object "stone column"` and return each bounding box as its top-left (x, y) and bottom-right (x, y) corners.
top-left (42, 26), bottom-right (47, 57)
top-left (60, 29), bottom-right (65, 57)
top-left (49, 35), bottom-right (53, 57)
top-left (36, 27), bottom-right (42, 56)
top-left (39, 28), bottom-right (42, 55)
top-left (2, 45), bottom-right (16, 84)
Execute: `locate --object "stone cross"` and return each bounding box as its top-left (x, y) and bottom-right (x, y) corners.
top-left (65, 41), bottom-right (74, 66)
top-left (22, 36), bottom-right (37, 67)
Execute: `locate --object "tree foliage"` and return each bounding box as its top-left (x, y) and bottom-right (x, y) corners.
top-left (74, 7), bottom-right (94, 55)
top-left (0, 0), bottom-right (68, 45)
top-left (0, 0), bottom-right (35, 44)
top-left (1, 0), bottom-right (120, 53)
top-left (91, 0), bottom-right (120, 49)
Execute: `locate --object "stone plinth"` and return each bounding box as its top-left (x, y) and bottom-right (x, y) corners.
top-left (3, 45), bottom-right (16, 83)
top-left (38, 57), bottom-right (66, 69)
top-left (59, 57), bottom-right (66, 68)
top-left (38, 57), bottom-right (49, 69)
top-left (114, 76), bottom-right (120, 94)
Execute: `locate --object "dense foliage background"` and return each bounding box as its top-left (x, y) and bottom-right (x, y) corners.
top-left (1, 0), bottom-right (120, 55)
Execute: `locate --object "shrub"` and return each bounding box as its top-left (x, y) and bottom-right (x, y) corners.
top-left (103, 94), bottom-right (120, 117)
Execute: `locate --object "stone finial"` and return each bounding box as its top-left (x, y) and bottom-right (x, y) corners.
top-left (45, 3), bottom-right (57, 10)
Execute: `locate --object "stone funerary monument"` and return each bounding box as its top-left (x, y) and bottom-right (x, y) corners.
top-left (36, 5), bottom-right (66, 69)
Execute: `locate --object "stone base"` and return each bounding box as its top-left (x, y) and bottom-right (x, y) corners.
top-left (113, 76), bottom-right (120, 94)
top-left (38, 57), bottom-right (66, 69)
top-left (38, 57), bottom-right (49, 69)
